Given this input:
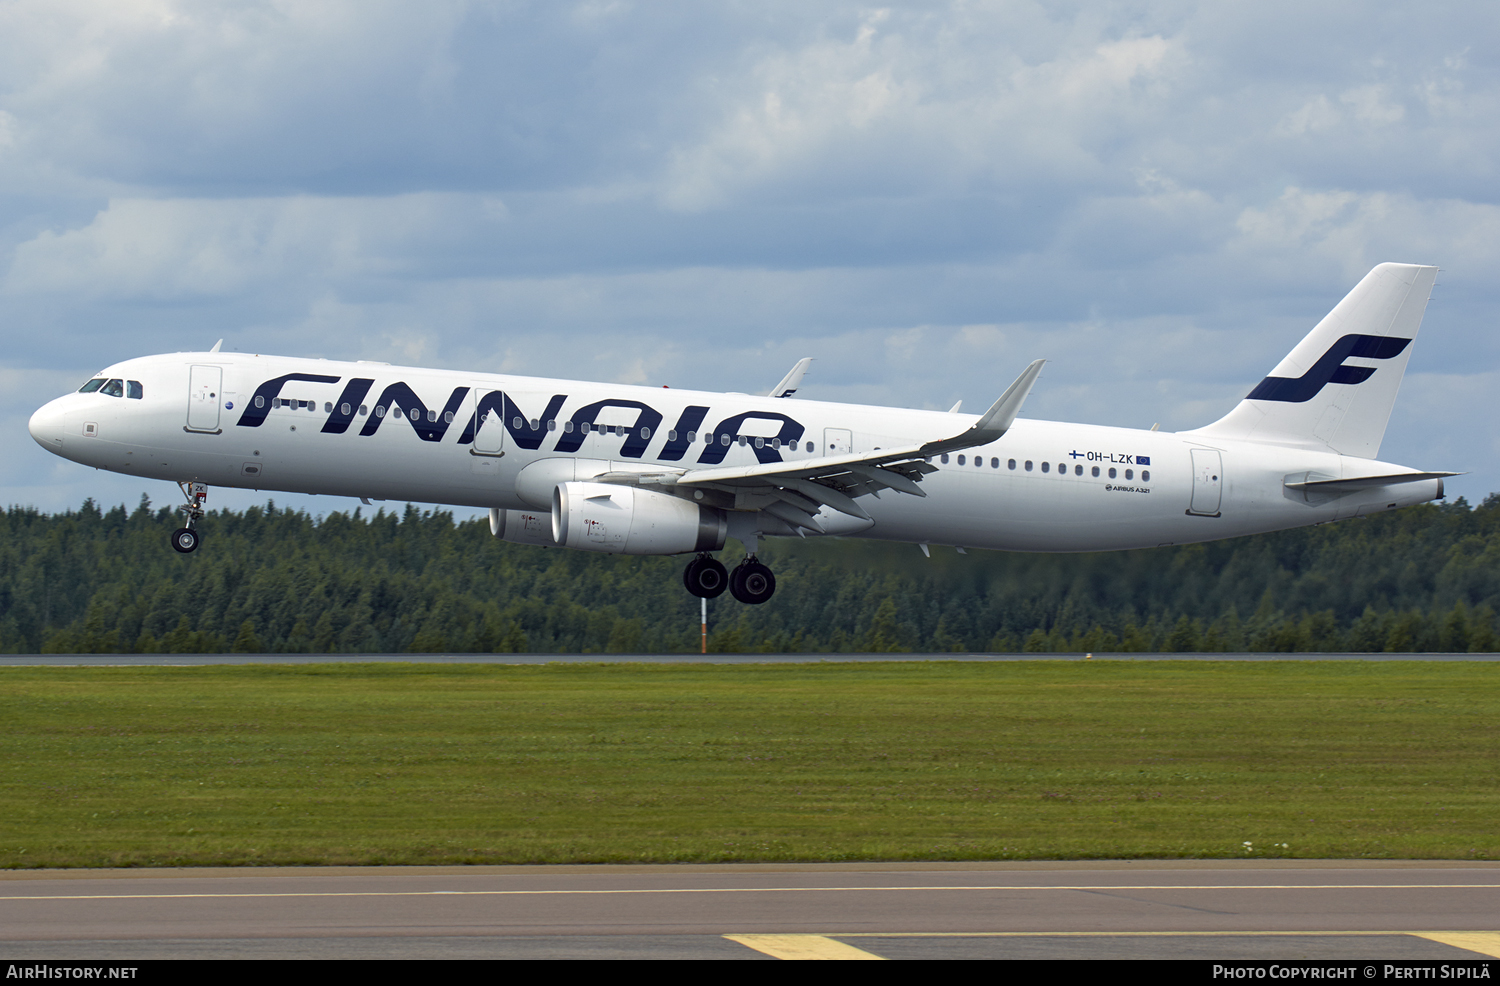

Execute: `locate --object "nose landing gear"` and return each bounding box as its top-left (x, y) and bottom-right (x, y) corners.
top-left (171, 481), bottom-right (208, 553)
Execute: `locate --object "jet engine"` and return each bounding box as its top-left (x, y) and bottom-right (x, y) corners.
top-left (551, 482), bottom-right (727, 555)
top-left (488, 507), bottom-right (557, 546)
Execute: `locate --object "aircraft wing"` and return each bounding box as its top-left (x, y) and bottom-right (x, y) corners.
top-left (596, 359), bottom-right (1046, 530)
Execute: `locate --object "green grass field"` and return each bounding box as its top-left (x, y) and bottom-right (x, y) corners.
top-left (2, 661), bottom-right (1497, 868)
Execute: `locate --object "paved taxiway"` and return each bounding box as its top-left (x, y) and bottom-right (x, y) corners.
top-left (3, 862), bottom-right (1499, 960)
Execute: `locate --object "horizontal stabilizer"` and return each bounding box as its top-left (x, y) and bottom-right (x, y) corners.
top-left (1284, 471), bottom-right (1459, 493)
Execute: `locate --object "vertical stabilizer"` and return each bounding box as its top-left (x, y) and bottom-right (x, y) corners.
top-left (1190, 263), bottom-right (1437, 458)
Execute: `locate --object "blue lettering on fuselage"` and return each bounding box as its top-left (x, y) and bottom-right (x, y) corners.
top-left (553, 399), bottom-right (664, 458)
top-left (359, 383), bottom-right (469, 442)
top-left (697, 411), bottom-right (805, 465)
top-left (242, 375), bottom-right (808, 462)
top-left (236, 373), bottom-right (342, 427)
top-left (321, 378), bottom-right (375, 434)
top-left (659, 406), bottom-right (709, 461)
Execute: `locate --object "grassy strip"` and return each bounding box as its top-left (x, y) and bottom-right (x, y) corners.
top-left (2, 661), bottom-right (1497, 868)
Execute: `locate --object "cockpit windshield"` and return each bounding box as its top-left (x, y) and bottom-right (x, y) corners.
top-left (77, 377), bottom-right (142, 398)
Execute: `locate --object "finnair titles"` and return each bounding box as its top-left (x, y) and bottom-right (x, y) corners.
top-left (30, 263), bottom-right (1455, 605)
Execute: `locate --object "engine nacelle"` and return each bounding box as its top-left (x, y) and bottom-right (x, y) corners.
top-left (488, 507), bottom-right (556, 546)
top-left (552, 482), bottom-right (727, 555)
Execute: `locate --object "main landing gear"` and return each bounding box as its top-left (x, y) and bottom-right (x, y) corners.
top-left (171, 481), bottom-right (207, 554)
top-left (683, 553), bottom-right (777, 604)
top-left (683, 553), bottom-right (728, 598)
top-left (729, 557), bottom-right (776, 605)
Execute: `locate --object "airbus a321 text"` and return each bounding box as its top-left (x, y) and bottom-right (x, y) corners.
top-left (29, 263), bottom-right (1456, 605)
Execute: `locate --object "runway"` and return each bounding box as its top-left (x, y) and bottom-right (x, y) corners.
top-left (3, 862), bottom-right (1499, 960)
top-left (2, 652), bottom-right (1497, 666)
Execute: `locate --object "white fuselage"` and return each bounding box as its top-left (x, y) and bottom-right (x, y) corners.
top-left (28, 352), bottom-right (1442, 553)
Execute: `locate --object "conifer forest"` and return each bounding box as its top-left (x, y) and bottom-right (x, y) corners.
top-left (3, 494), bottom-right (1499, 655)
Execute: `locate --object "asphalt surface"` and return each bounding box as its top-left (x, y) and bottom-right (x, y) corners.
top-left (3, 652), bottom-right (1498, 666)
top-left (3, 862), bottom-right (1499, 960)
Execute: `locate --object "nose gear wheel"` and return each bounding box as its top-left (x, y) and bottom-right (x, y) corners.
top-left (169, 481), bottom-right (208, 553)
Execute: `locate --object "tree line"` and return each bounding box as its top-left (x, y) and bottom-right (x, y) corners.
top-left (2, 492), bottom-right (1499, 654)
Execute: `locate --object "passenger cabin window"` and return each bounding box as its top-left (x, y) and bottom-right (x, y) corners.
top-left (126, 381), bottom-right (143, 399)
top-left (78, 379), bottom-right (106, 393)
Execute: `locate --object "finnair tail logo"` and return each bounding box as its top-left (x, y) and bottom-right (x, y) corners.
top-left (1246, 334), bottom-right (1411, 404)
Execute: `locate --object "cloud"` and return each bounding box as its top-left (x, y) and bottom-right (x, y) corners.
top-left (3, 1), bottom-right (1500, 511)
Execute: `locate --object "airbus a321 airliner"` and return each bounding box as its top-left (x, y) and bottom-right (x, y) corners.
top-left (29, 263), bottom-right (1455, 605)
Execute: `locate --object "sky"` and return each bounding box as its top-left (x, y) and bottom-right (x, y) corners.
top-left (3, 1), bottom-right (1498, 519)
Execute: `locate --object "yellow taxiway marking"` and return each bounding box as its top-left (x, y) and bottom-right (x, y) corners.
top-left (1411, 933), bottom-right (1500, 958)
top-left (2, 883), bottom-right (1498, 902)
top-left (726, 931), bottom-right (1500, 960)
top-left (725, 935), bottom-right (884, 960)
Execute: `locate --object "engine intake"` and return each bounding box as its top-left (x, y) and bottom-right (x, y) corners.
top-left (552, 482), bottom-right (727, 555)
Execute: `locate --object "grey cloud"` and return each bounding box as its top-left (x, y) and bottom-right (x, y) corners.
top-left (3, 1), bottom-right (1499, 512)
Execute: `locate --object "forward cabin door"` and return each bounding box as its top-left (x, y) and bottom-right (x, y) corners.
top-left (186, 365), bottom-right (223, 432)
top-left (1188, 448), bottom-right (1223, 517)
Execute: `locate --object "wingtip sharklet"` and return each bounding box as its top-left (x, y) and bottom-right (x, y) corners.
top-left (920, 358), bottom-right (1045, 456)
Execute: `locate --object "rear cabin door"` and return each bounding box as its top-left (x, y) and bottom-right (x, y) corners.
top-left (1188, 448), bottom-right (1223, 516)
top-left (186, 365), bottom-right (223, 432)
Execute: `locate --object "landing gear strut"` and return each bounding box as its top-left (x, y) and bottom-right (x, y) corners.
top-left (683, 553), bottom-right (728, 598)
top-left (171, 481), bottom-right (207, 553)
top-left (729, 557), bottom-right (776, 605)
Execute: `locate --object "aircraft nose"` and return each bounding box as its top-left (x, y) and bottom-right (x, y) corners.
top-left (28, 399), bottom-right (66, 451)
